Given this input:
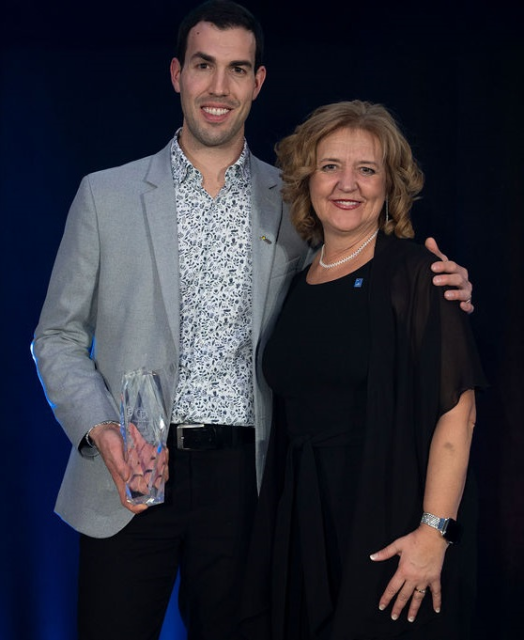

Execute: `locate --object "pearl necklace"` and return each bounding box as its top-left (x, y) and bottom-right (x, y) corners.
top-left (319, 229), bottom-right (379, 269)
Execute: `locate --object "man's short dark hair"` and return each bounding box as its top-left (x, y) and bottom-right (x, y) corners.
top-left (176, 1), bottom-right (265, 70)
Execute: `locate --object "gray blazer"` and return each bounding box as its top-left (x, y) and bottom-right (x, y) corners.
top-left (32, 142), bottom-right (309, 538)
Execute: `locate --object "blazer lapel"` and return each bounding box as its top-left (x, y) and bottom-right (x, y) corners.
top-left (250, 156), bottom-right (283, 343)
top-left (142, 143), bottom-right (181, 347)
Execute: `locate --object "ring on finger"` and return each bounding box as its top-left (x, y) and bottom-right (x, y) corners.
top-left (414, 588), bottom-right (427, 595)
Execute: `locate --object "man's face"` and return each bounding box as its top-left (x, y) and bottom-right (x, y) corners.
top-left (171, 21), bottom-right (266, 151)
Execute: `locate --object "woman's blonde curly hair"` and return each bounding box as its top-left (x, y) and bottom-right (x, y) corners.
top-left (275, 100), bottom-right (425, 245)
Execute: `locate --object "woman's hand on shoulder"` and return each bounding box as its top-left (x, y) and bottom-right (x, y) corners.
top-left (369, 525), bottom-right (449, 623)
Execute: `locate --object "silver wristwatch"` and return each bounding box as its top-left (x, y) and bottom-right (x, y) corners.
top-left (420, 512), bottom-right (461, 544)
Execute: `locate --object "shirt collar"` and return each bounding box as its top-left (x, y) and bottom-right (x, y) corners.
top-left (170, 128), bottom-right (251, 186)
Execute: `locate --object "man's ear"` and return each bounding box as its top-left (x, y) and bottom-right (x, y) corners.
top-left (170, 58), bottom-right (182, 94)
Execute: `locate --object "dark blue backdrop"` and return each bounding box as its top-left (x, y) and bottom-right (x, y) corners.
top-left (2, 1), bottom-right (522, 638)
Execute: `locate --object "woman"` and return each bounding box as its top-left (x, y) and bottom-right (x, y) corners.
top-left (242, 101), bottom-right (486, 640)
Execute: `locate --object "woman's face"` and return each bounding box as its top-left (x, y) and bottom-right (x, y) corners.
top-left (309, 127), bottom-right (387, 240)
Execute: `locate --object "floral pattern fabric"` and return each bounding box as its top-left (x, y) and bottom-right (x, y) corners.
top-left (170, 133), bottom-right (254, 426)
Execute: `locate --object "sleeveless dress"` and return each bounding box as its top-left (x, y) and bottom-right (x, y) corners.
top-left (263, 263), bottom-right (372, 639)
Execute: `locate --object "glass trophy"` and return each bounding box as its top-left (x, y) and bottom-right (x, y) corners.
top-left (120, 368), bottom-right (169, 506)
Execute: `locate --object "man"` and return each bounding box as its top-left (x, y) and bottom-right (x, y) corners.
top-left (31, 2), bottom-right (473, 639)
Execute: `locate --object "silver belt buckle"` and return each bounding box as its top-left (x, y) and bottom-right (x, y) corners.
top-left (176, 423), bottom-right (205, 450)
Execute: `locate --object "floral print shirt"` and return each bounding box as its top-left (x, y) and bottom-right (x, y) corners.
top-left (169, 132), bottom-right (254, 426)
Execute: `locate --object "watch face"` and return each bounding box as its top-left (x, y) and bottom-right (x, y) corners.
top-left (443, 518), bottom-right (462, 544)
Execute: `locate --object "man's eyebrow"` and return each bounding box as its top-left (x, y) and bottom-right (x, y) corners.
top-left (190, 51), bottom-right (253, 69)
top-left (229, 59), bottom-right (253, 69)
top-left (190, 51), bottom-right (215, 63)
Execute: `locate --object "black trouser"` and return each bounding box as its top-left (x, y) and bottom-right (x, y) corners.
top-left (78, 431), bottom-right (257, 640)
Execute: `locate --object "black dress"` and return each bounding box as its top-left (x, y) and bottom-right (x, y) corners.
top-left (263, 261), bottom-right (371, 640)
top-left (241, 233), bottom-right (487, 640)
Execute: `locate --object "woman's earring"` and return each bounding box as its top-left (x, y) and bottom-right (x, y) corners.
top-left (385, 197), bottom-right (389, 225)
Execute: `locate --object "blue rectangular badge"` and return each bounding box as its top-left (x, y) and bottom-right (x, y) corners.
top-left (354, 278), bottom-right (364, 288)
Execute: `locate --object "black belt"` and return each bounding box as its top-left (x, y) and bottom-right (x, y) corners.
top-left (170, 423), bottom-right (255, 451)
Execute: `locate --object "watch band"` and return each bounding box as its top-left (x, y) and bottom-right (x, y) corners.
top-left (84, 427), bottom-right (97, 448)
top-left (420, 512), bottom-right (445, 531)
top-left (84, 420), bottom-right (120, 448)
top-left (420, 512), bottom-right (461, 544)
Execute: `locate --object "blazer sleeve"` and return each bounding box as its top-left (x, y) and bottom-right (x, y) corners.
top-left (32, 176), bottom-right (119, 450)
